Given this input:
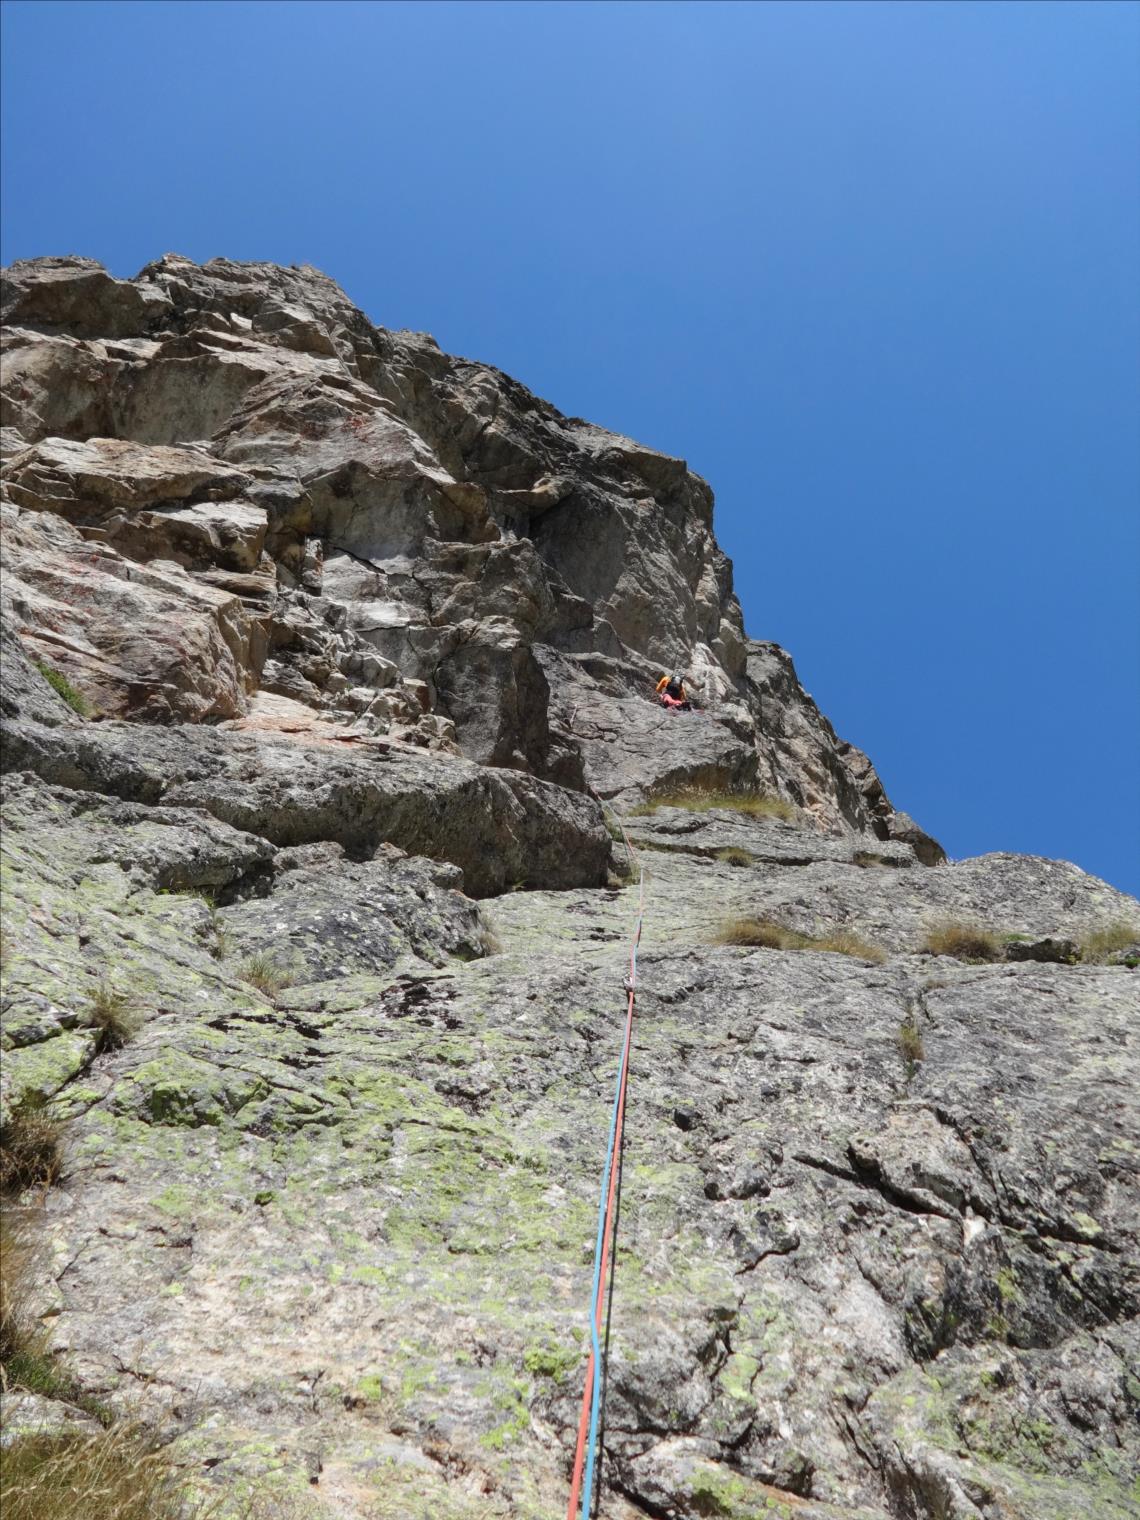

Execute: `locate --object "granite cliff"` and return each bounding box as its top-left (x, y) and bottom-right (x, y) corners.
top-left (1, 256), bottom-right (1137, 1520)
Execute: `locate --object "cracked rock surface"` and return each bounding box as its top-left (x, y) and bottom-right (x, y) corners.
top-left (2, 252), bottom-right (936, 849)
top-left (3, 788), bottom-right (1138, 1519)
top-left (1, 254), bottom-right (1138, 1520)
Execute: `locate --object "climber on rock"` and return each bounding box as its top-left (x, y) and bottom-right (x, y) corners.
top-left (655, 672), bottom-right (692, 711)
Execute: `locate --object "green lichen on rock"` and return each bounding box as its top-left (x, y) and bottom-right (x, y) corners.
top-left (2, 675), bottom-right (1139, 1520)
top-left (685, 1463), bottom-right (795, 1518)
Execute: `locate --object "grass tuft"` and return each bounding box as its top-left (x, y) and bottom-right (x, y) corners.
top-left (814, 930), bottom-right (887, 964)
top-left (1, 1209), bottom-right (109, 1421)
top-left (715, 847), bottom-right (756, 868)
top-left (1079, 922), bottom-right (1139, 965)
top-left (33, 662), bottom-right (90, 717)
top-left (714, 918), bottom-right (885, 962)
top-left (239, 953), bottom-right (294, 998)
top-left (88, 983), bottom-right (143, 1052)
top-left (921, 920), bottom-right (1003, 963)
top-left (205, 903), bottom-right (228, 962)
top-left (630, 786), bottom-right (795, 822)
top-left (0, 1100), bottom-right (62, 1196)
top-left (479, 914), bottom-right (503, 957)
top-left (0, 1425), bottom-right (213, 1520)
top-left (1, 1207), bottom-right (38, 1369)
top-left (717, 918), bottom-right (791, 949)
top-left (897, 1015), bottom-right (926, 1078)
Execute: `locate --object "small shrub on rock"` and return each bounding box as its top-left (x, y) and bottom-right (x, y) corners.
top-left (88, 983), bottom-right (143, 1052)
top-left (239, 953), bottom-right (294, 998)
top-left (206, 904), bottom-right (229, 962)
top-left (478, 913), bottom-right (504, 956)
top-left (922, 920), bottom-right (1002, 963)
top-left (715, 847), bottom-right (756, 868)
top-left (0, 1100), bottom-right (62, 1195)
top-left (813, 930), bottom-right (887, 965)
top-left (716, 918), bottom-right (795, 949)
top-left (897, 1016), bottom-right (925, 1078)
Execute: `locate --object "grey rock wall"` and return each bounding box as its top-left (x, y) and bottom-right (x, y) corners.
top-left (2, 255), bottom-right (1136, 1520)
top-left (3, 253), bottom-right (926, 842)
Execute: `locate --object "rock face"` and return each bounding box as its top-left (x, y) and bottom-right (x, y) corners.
top-left (2, 255), bottom-right (1137, 1520)
top-left (2, 252), bottom-right (934, 845)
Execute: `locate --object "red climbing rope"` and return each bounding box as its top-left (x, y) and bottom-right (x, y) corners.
top-left (566, 809), bottom-right (644, 1520)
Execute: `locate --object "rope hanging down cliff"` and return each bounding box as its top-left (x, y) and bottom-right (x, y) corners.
top-left (566, 818), bottom-right (645, 1520)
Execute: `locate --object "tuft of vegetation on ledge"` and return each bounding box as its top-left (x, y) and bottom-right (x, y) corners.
top-left (630, 786), bottom-right (795, 822)
top-left (1079, 921), bottom-right (1139, 966)
top-left (0, 1098), bottom-right (63, 1196)
top-left (238, 953), bottom-right (295, 1000)
top-left (88, 983), bottom-right (144, 1053)
top-left (0, 1423), bottom-right (219, 1520)
top-left (715, 846), bottom-right (757, 867)
top-left (921, 920), bottom-right (1003, 963)
top-left (715, 917), bottom-right (886, 963)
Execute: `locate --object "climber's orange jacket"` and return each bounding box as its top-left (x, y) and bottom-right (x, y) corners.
top-left (656, 674), bottom-right (687, 702)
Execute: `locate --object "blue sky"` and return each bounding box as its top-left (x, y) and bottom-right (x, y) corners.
top-left (3, 0), bottom-right (1137, 894)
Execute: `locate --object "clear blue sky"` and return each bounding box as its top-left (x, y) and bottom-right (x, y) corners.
top-left (3, 1), bottom-right (1138, 894)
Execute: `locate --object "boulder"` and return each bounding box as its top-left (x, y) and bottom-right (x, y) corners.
top-left (1, 507), bottom-right (266, 722)
top-left (1, 255), bottom-right (173, 338)
top-left (0, 713), bottom-right (610, 897)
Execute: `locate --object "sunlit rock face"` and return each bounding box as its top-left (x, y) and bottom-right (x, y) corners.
top-left (1, 251), bottom-right (933, 843)
top-left (3, 255), bottom-right (1137, 1520)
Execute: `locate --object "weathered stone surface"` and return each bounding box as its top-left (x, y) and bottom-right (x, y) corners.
top-left (1, 253), bottom-right (933, 823)
top-left (5, 253), bottom-right (1137, 1520)
top-left (1, 254), bottom-right (173, 340)
top-left (619, 810), bottom-right (1140, 954)
top-left (1005, 935), bottom-right (1079, 965)
top-left (1, 434), bottom-right (269, 577)
top-left (1, 711), bottom-right (611, 898)
top-left (1, 787), bottom-right (1136, 1519)
top-left (223, 847), bottom-right (488, 980)
top-left (1, 774), bottom-right (275, 898)
top-left (545, 647), bottom-right (761, 803)
top-left (2, 435), bottom-right (252, 522)
top-left (0, 1391), bottom-right (103, 1442)
top-left (0, 617), bottom-right (83, 730)
top-left (1, 505), bottom-right (266, 722)
top-left (625, 805), bottom-right (918, 868)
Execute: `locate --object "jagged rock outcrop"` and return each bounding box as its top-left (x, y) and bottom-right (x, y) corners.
top-left (2, 255), bottom-right (1137, 1520)
top-left (2, 252), bottom-right (931, 848)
